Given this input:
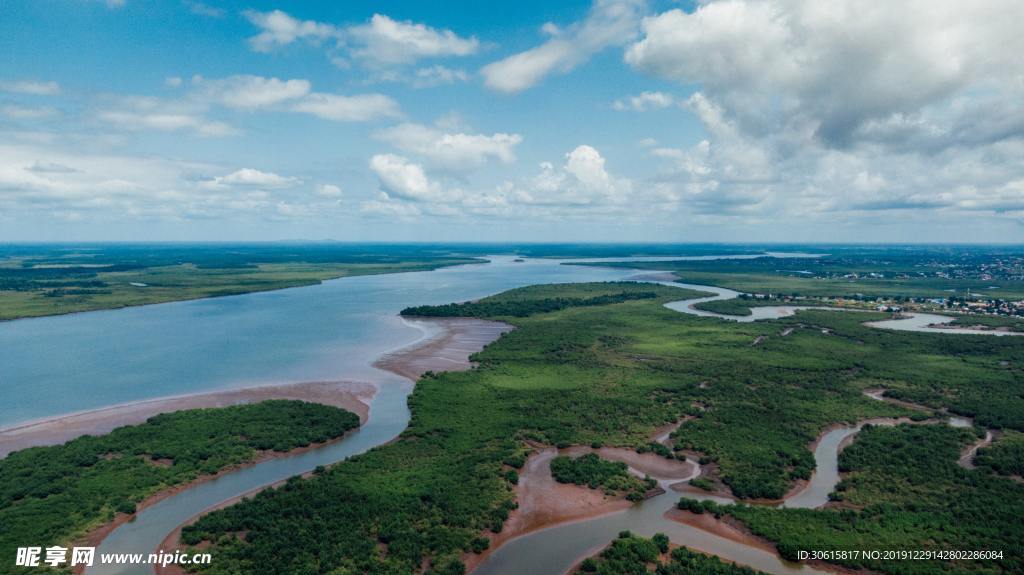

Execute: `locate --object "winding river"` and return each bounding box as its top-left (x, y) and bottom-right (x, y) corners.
top-left (0, 253), bottom-right (1012, 575)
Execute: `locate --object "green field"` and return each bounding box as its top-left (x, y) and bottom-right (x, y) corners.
top-left (0, 401), bottom-right (360, 575)
top-left (177, 281), bottom-right (1023, 574)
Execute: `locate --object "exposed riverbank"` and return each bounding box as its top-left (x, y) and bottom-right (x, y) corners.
top-left (374, 317), bottom-right (514, 380)
top-left (0, 381), bottom-right (376, 458)
top-left (466, 436), bottom-right (699, 574)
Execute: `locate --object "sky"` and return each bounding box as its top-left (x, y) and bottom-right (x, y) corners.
top-left (1, 0), bottom-right (1023, 243)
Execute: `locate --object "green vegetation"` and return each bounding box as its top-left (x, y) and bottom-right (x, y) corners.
top-left (178, 280), bottom-right (1024, 574)
top-left (688, 477), bottom-right (716, 491)
top-left (976, 430), bottom-right (1024, 477)
top-left (550, 453), bottom-right (656, 501)
top-left (574, 252), bottom-right (1024, 300)
top-left (0, 401), bottom-right (359, 574)
top-left (726, 424), bottom-right (1024, 574)
top-left (401, 282), bottom-right (660, 317)
top-left (677, 497), bottom-right (725, 516)
top-left (0, 244), bottom-right (481, 320)
top-left (575, 532), bottom-right (766, 575)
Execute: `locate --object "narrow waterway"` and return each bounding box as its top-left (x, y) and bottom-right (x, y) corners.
top-left (90, 380), bottom-right (411, 575)
top-left (662, 281), bottom-right (1021, 335)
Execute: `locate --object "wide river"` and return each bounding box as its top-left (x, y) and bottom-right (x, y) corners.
top-left (0, 253), bottom-right (1001, 575)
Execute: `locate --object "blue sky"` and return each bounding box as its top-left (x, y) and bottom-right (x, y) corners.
top-left (1, 0), bottom-right (1023, 242)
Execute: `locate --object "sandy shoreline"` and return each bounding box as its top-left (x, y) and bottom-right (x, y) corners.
top-left (0, 380), bottom-right (377, 458)
top-left (374, 317), bottom-right (514, 380)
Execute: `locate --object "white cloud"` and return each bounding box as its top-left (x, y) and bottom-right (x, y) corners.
top-left (481, 0), bottom-right (647, 93)
top-left (244, 9), bottom-right (340, 53)
top-left (359, 144), bottom-right (638, 224)
top-left (0, 143), bottom-right (349, 226)
top-left (410, 65), bottom-right (469, 88)
top-left (184, 1), bottom-right (223, 17)
top-left (192, 75), bottom-right (311, 110)
top-left (201, 168), bottom-right (301, 190)
top-left (621, 0), bottom-right (1024, 222)
top-left (510, 145), bottom-right (632, 205)
top-left (0, 105), bottom-right (59, 120)
top-left (243, 10), bottom-right (477, 74)
top-left (626, 0), bottom-right (1024, 146)
top-left (0, 80), bottom-right (60, 96)
top-left (374, 123), bottom-right (522, 171)
top-left (316, 184), bottom-right (343, 197)
top-left (360, 196), bottom-right (423, 220)
top-left (291, 93), bottom-right (401, 122)
top-left (165, 76), bottom-right (183, 87)
top-left (345, 14), bottom-right (478, 67)
top-left (97, 110), bottom-right (235, 137)
top-left (612, 91), bottom-right (674, 111)
top-left (369, 154), bottom-right (449, 202)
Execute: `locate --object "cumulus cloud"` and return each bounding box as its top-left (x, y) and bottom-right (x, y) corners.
top-left (0, 80), bottom-right (60, 96)
top-left (374, 123), bottom-right (521, 171)
top-left (482, 0), bottom-right (647, 93)
top-left (622, 0), bottom-right (1024, 222)
top-left (244, 9), bottom-right (340, 52)
top-left (612, 91), bottom-right (674, 112)
top-left (510, 145), bottom-right (632, 205)
top-left (369, 154), bottom-right (450, 202)
top-left (200, 168), bottom-right (301, 190)
top-left (344, 14), bottom-right (478, 67)
top-left (626, 0), bottom-right (1024, 147)
top-left (362, 143), bottom-right (636, 223)
top-left (291, 93), bottom-right (401, 122)
top-left (244, 10), bottom-right (477, 76)
top-left (316, 184), bottom-right (343, 198)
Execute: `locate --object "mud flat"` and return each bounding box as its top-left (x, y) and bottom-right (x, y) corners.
top-left (0, 381), bottom-right (376, 458)
top-left (374, 317), bottom-right (514, 380)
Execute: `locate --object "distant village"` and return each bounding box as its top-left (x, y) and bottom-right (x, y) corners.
top-left (746, 291), bottom-right (1024, 318)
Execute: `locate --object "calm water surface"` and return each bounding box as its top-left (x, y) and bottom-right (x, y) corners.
top-left (0, 257), bottom-right (632, 427)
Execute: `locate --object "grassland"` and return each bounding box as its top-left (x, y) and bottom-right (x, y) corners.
top-left (179, 281), bottom-right (1023, 574)
top-left (0, 244), bottom-right (481, 321)
top-left (0, 401), bottom-right (360, 575)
